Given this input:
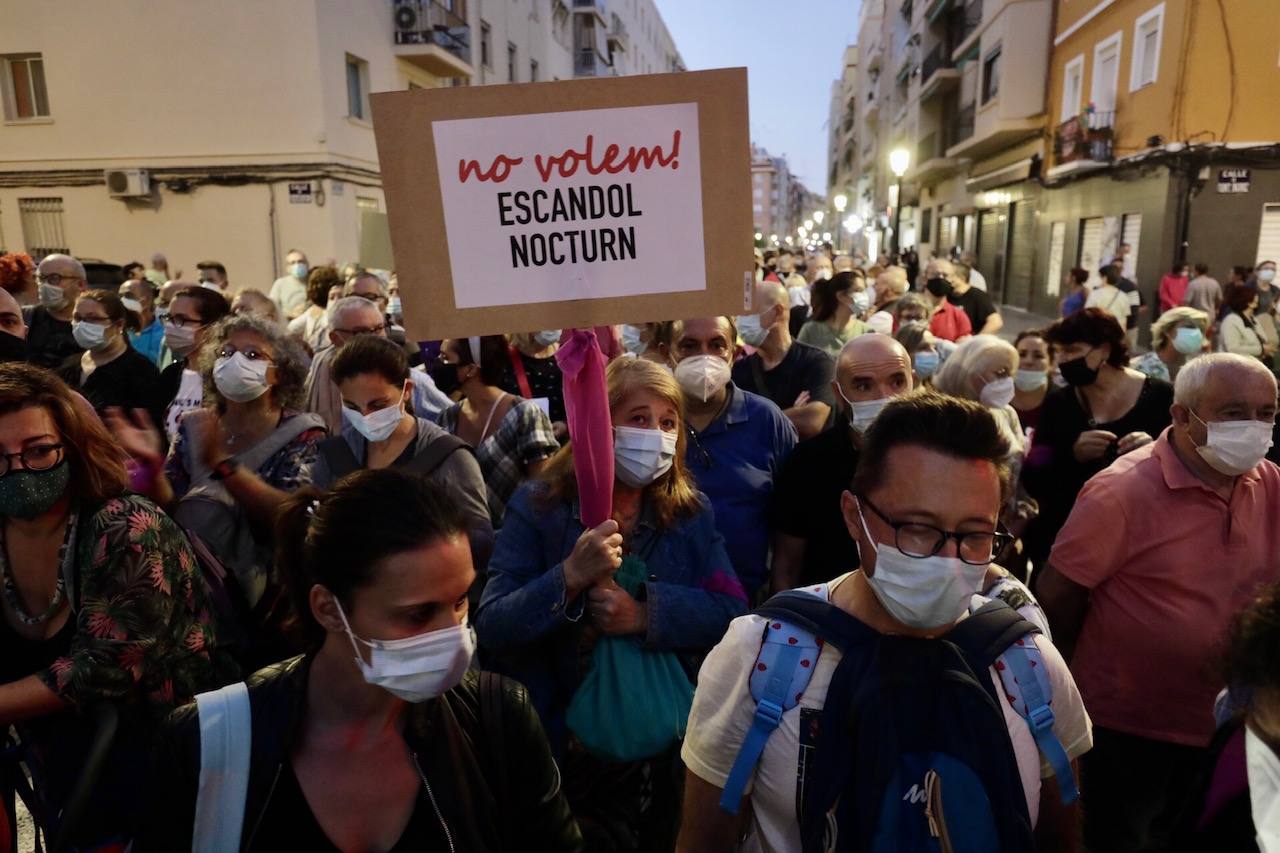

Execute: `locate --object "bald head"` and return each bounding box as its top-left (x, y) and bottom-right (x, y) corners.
top-left (833, 333), bottom-right (914, 409)
top-left (757, 280), bottom-right (787, 311)
top-left (37, 253), bottom-right (85, 280)
top-left (927, 258), bottom-right (956, 280)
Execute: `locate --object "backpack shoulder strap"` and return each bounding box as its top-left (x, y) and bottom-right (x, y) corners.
top-left (318, 434), bottom-right (362, 480)
top-left (193, 681), bottom-right (252, 853)
top-left (237, 412), bottom-right (325, 473)
top-left (718, 589), bottom-right (873, 815)
top-left (405, 432), bottom-right (471, 478)
top-left (948, 600), bottom-right (1080, 806)
top-left (478, 672), bottom-right (510, 814)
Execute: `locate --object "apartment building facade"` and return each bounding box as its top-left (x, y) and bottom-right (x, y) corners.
top-left (827, 44), bottom-right (860, 206)
top-left (0, 0), bottom-right (683, 287)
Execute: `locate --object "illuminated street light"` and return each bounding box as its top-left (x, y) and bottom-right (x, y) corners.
top-left (804, 219), bottom-right (814, 231)
top-left (888, 147), bottom-right (911, 257)
top-left (844, 215), bottom-right (863, 232)
top-left (754, 231), bottom-right (763, 241)
top-left (833, 193), bottom-right (848, 212)
top-left (770, 234), bottom-right (779, 244)
top-left (813, 211), bottom-right (825, 225)
top-left (822, 232), bottom-right (832, 241)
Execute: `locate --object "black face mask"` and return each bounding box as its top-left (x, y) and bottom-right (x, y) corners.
top-left (428, 361), bottom-right (462, 396)
top-left (0, 331), bottom-right (27, 363)
top-left (925, 277), bottom-right (953, 299)
top-left (1058, 351), bottom-right (1101, 387)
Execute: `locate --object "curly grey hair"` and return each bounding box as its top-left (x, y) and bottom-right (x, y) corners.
top-left (199, 312), bottom-right (309, 410)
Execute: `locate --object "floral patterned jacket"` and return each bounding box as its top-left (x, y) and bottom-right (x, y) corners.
top-left (36, 494), bottom-right (235, 715)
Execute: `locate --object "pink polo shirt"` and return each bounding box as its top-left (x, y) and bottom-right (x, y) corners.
top-left (1050, 428), bottom-right (1280, 747)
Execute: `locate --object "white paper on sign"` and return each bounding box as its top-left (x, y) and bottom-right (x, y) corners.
top-left (431, 103), bottom-right (706, 310)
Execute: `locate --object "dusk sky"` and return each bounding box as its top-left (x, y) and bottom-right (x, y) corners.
top-left (654, 0), bottom-right (862, 194)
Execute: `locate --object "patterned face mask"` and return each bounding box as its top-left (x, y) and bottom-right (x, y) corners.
top-left (0, 462), bottom-right (70, 520)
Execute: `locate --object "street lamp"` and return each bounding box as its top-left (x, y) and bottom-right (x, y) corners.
top-left (754, 231), bottom-right (763, 241)
top-left (832, 194), bottom-right (849, 251)
top-left (804, 219), bottom-right (814, 231)
top-left (813, 211), bottom-right (825, 225)
top-left (889, 147), bottom-right (911, 258)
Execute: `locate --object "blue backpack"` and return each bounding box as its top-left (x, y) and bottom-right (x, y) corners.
top-left (719, 590), bottom-right (1080, 852)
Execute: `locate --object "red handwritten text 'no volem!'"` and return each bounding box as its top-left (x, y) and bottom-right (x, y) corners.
top-left (458, 130), bottom-right (681, 184)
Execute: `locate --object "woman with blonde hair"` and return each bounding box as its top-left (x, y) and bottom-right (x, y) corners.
top-left (477, 356), bottom-right (746, 850)
top-left (1131, 306), bottom-right (1210, 382)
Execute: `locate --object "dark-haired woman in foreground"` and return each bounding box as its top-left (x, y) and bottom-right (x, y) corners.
top-left (138, 469), bottom-right (581, 852)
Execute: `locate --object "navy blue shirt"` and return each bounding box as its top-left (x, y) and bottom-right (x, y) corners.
top-left (685, 383), bottom-right (797, 596)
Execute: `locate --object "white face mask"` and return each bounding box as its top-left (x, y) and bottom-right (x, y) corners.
top-left (1014, 369), bottom-right (1048, 392)
top-left (533, 329), bottom-right (562, 348)
top-left (336, 601), bottom-right (475, 704)
top-left (387, 296), bottom-right (403, 316)
top-left (838, 385), bottom-right (891, 434)
top-left (855, 499), bottom-right (989, 629)
top-left (979, 376), bottom-right (1016, 409)
top-left (213, 352), bottom-right (271, 403)
top-left (674, 354), bottom-right (732, 403)
top-left (736, 312), bottom-right (770, 348)
top-left (1261, 268), bottom-right (1277, 284)
top-left (614, 426), bottom-right (678, 488)
top-left (72, 321), bottom-right (111, 352)
top-left (343, 399), bottom-right (405, 443)
top-left (164, 323), bottom-right (198, 358)
top-left (1191, 412), bottom-right (1274, 476)
top-left (852, 290), bottom-right (872, 314)
top-left (38, 283), bottom-right (67, 309)
top-left (620, 324), bottom-right (646, 356)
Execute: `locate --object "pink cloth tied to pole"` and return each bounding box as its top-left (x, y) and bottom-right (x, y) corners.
top-left (555, 328), bottom-right (614, 528)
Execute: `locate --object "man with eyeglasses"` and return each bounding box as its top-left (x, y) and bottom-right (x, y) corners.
top-left (677, 393), bottom-right (1090, 853)
top-left (27, 254), bottom-right (87, 369)
top-left (303, 296), bottom-right (392, 433)
top-left (1039, 352), bottom-right (1280, 853)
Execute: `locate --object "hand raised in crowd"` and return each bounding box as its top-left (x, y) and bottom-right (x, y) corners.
top-left (104, 407), bottom-right (164, 465)
top-left (183, 408), bottom-right (228, 470)
top-left (1073, 429), bottom-right (1118, 462)
top-left (563, 519), bottom-right (623, 596)
top-left (1115, 431), bottom-right (1154, 455)
top-left (587, 578), bottom-right (647, 636)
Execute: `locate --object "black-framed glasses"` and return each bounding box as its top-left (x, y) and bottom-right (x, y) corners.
top-left (0, 444), bottom-right (64, 477)
top-left (216, 345), bottom-right (274, 363)
top-left (858, 493), bottom-right (1011, 566)
top-left (334, 323), bottom-right (386, 337)
top-left (165, 315), bottom-right (205, 330)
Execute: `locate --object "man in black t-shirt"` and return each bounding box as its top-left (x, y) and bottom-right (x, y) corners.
top-left (934, 257), bottom-right (1002, 336)
top-left (769, 334), bottom-right (915, 591)
top-left (732, 280), bottom-right (835, 440)
top-left (26, 254), bottom-right (86, 369)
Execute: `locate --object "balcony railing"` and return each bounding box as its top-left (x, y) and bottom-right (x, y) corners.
top-left (951, 102), bottom-right (976, 145)
top-left (921, 43), bottom-right (953, 84)
top-left (393, 0), bottom-right (471, 64)
top-left (949, 0), bottom-right (983, 48)
top-left (575, 49), bottom-right (611, 76)
top-left (1055, 111), bottom-right (1116, 164)
top-left (918, 131), bottom-right (940, 163)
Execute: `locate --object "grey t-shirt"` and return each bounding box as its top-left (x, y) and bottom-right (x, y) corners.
top-left (1185, 275), bottom-right (1222, 313)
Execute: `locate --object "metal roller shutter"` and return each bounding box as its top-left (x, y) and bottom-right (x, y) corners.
top-left (976, 210), bottom-right (1004, 300)
top-left (1005, 200), bottom-right (1036, 309)
top-left (1258, 204), bottom-right (1280, 264)
top-left (1079, 217), bottom-right (1104, 290)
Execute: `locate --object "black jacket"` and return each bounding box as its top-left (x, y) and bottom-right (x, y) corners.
top-left (135, 655), bottom-right (583, 852)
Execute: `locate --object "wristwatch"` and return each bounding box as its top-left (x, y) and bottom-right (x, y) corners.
top-left (210, 458), bottom-right (240, 481)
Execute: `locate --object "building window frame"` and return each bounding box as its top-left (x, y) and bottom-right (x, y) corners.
top-left (18, 197), bottom-right (68, 261)
top-left (1061, 54), bottom-right (1085, 122)
top-left (981, 44), bottom-right (1002, 105)
top-left (2, 53), bottom-right (51, 121)
top-left (507, 42), bottom-right (517, 83)
top-left (530, 58), bottom-right (538, 82)
top-left (480, 21), bottom-right (492, 69)
top-left (1129, 3), bottom-right (1164, 92)
top-left (345, 53), bottom-right (370, 121)
top-left (1091, 31), bottom-right (1123, 113)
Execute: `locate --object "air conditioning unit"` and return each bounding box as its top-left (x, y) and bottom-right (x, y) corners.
top-left (105, 168), bottom-right (151, 198)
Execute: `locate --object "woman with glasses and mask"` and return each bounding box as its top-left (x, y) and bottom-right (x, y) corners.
top-left (137, 469), bottom-right (583, 852)
top-left (0, 364), bottom-right (232, 848)
top-left (115, 314), bottom-right (325, 652)
top-left (150, 285), bottom-right (230, 444)
top-left (1022, 308), bottom-right (1173, 572)
top-left (59, 289), bottom-right (165, 427)
top-left (478, 357), bottom-right (746, 851)
top-left (432, 335), bottom-right (559, 527)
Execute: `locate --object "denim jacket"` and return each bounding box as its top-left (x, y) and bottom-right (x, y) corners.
top-left (475, 481), bottom-right (747, 752)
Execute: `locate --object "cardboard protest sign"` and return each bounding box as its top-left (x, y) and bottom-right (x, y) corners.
top-left (371, 68), bottom-right (753, 341)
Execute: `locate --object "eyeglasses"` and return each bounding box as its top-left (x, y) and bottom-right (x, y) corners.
top-left (0, 444), bottom-right (64, 477)
top-left (334, 324), bottom-right (385, 337)
top-left (216, 345), bottom-right (274, 363)
top-left (165, 315), bottom-right (205, 329)
top-left (352, 292), bottom-right (382, 303)
top-left (36, 273), bottom-right (80, 288)
top-left (858, 493), bottom-right (1011, 566)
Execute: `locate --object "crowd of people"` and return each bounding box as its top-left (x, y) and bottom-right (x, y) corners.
top-left (0, 241), bottom-right (1276, 853)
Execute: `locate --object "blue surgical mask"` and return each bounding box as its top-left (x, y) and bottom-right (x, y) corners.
top-left (533, 329), bottom-right (562, 348)
top-left (1173, 326), bottom-right (1204, 355)
top-left (913, 350), bottom-right (939, 378)
top-left (291, 262), bottom-right (308, 280)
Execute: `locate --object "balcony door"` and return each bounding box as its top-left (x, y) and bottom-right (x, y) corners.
top-left (1091, 33), bottom-right (1122, 114)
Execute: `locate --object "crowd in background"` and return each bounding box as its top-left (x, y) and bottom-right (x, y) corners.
top-left (0, 240), bottom-right (1276, 852)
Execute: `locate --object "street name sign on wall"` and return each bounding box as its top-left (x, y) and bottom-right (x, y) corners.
top-left (1217, 168), bottom-right (1251, 194)
top-left (371, 68), bottom-right (752, 341)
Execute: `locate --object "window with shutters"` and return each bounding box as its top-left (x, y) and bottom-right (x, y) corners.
top-left (1120, 213), bottom-right (1141, 281)
top-left (1046, 222), bottom-right (1066, 296)
top-left (1091, 32), bottom-right (1122, 113)
top-left (1079, 217), bottom-right (1104, 289)
top-left (2, 54), bottom-right (50, 121)
top-left (981, 46), bottom-right (1002, 105)
top-left (1257, 204), bottom-right (1280, 266)
top-left (1130, 4), bottom-right (1164, 92)
top-left (1061, 55), bottom-right (1084, 122)
top-left (19, 198), bottom-right (67, 260)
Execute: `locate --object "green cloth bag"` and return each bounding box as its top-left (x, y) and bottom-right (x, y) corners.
top-left (565, 554), bottom-right (695, 763)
